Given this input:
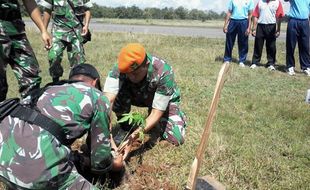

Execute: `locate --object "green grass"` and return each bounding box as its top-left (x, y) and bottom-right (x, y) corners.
top-left (4, 27), bottom-right (310, 189)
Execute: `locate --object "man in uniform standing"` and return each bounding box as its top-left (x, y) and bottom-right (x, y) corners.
top-left (223, 0), bottom-right (254, 67)
top-left (40, 0), bottom-right (92, 82)
top-left (0, 0), bottom-right (51, 101)
top-left (103, 43), bottom-right (187, 156)
top-left (250, 0), bottom-right (284, 71)
top-left (284, 0), bottom-right (310, 76)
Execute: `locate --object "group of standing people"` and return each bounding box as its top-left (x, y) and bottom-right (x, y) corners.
top-left (0, 0), bottom-right (187, 189)
top-left (223, 0), bottom-right (310, 76)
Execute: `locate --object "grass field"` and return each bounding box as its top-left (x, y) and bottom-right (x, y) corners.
top-left (3, 27), bottom-right (310, 189)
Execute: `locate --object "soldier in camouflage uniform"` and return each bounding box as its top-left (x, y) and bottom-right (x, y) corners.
top-left (0, 64), bottom-right (124, 189)
top-left (40, 0), bottom-right (92, 82)
top-left (0, 0), bottom-right (52, 101)
top-left (103, 43), bottom-right (187, 153)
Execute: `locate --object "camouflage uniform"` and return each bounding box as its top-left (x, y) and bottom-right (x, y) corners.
top-left (0, 0), bottom-right (41, 101)
top-left (104, 54), bottom-right (187, 145)
top-left (39, 0), bottom-right (92, 79)
top-left (0, 82), bottom-right (111, 189)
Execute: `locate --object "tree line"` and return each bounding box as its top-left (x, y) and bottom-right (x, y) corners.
top-left (20, 2), bottom-right (289, 22)
top-left (17, 2), bottom-right (225, 21)
top-left (91, 4), bottom-right (226, 21)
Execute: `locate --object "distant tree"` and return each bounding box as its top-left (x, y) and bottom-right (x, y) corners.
top-left (60, 3), bottom-right (226, 21)
top-left (219, 11), bottom-right (226, 19)
top-left (174, 6), bottom-right (188, 20)
top-left (208, 10), bottom-right (219, 20)
top-left (127, 6), bottom-right (144, 19)
top-left (91, 3), bottom-right (104, 18)
top-left (114, 6), bottom-right (127, 18)
top-left (189, 9), bottom-right (208, 21)
top-left (144, 8), bottom-right (162, 19)
top-left (162, 7), bottom-right (175, 19)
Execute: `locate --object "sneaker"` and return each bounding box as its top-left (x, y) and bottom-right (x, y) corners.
top-left (268, 65), bottom-right (276, 71)
top-left (303, 68), bottom-right (310, 76)
top-left (287, 67), bottom-right (295, 76)
top-left (239, 62), bottom-right (245, 67)
top-left (250, 64), bottom-right (257, 69)
top-left (224, 61), bottom-right (230, 64)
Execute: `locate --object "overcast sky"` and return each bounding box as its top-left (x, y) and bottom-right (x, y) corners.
top-left (92, 0), bottom-right (290, 13)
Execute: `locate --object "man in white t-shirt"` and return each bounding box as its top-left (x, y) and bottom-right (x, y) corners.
top-left (250, 0), bottom-right (284, 71)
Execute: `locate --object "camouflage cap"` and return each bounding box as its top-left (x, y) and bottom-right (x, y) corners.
top-left (69, 64), bottom-right (100, 79)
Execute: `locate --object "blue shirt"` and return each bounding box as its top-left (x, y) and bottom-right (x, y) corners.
top-left (228, 0), bottom-right (255, 19)
top-left (286, 0), bottom-right (310, 19)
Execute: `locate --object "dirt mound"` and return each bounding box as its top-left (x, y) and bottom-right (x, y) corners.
top-left (124, 164), bottom-right (177, 190)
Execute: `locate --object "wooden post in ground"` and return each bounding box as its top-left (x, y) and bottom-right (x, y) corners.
top-left (186, 62), bottom-right (230, 190)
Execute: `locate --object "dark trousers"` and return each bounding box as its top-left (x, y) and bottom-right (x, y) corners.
top-left (224, 19), bottom-right (249, 63)
top-left (0, 58), bottom-right (8, 102)
top-left (252, 24), bottom-right (277, 66)
top-left (286, 18), bottom-right (310, 70)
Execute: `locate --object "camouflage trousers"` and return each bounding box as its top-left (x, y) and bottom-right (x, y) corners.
top-left (48, 29), bottom-right (85, 79)
top-left (0, 32), bottom-right (41, 101)
top-left (113, 97), bottom-right (187, 146)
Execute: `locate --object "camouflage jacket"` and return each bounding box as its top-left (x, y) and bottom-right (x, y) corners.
top-left (0, 0), bottom-right (25, 36)
top-left (0, 82), bottom-right (111, 188)
top-left (104, 53), bottom-right (181, 111)
top-left (40, 0), bottom-right (92, 31)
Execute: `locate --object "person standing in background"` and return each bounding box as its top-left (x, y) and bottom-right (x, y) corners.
top-left (284, 0), bottom-right (310, 76)
top-left (40, 0), bottom-right (92, 82)
top-left (0, 0), bottom-right (51, 102)
top-left (223, 0), bottom-right (254, 67)
top-left (250, 0), bottom-right (284, 71)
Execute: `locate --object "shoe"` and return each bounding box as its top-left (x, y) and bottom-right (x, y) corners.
top-left (239, 62), bottom-right (245, 67)
top-left (268, 65), bottom-right (276, 71)
top-left (224, 61), bottom-right (230, 64)
top-left (287, 67), bottom-right (295, 76)
top-left (250, 64), bottom-right (257, 69)
top-left (303, 68), bottom-right (310, 76)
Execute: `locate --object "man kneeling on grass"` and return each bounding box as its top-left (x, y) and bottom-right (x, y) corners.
top-left (103, 43), bottom-right (187, 157)
top-left (0, 64), bottom-right (124, 190)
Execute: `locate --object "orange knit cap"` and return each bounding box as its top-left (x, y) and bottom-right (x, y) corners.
top-left (118, 43), bottom-right (146, 73)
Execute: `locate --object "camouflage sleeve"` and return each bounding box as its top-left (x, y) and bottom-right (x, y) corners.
top-left (89, 92), bottom-right (112, 171)
top-left (103, 64), bottom-right (120, 95)
top-left (39, 0), bottom-right (53, 10)
top-left (152, 63), bottom-right (176, 111)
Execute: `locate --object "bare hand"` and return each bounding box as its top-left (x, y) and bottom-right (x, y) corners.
top-left (81, 25), bottom-right (88, 36)
top-left (275, 31), bottom-right (280, 38)
top-left (223, 26), bottom-right (228, 33)
top-left (112, 153), bottom-right (124, 171)
top-left (245, 28), bottom-right (250, 36)
top-left (41, 31), bottom-right (52, 50)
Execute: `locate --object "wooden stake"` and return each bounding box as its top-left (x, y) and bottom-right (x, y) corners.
top-left (186, 62), bottom-right (230, 190)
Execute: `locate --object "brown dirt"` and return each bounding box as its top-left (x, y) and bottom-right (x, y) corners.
top-left (122, 163), bottom-right (178, 190)
top-left (115, 130), bottom-right (178, 190)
